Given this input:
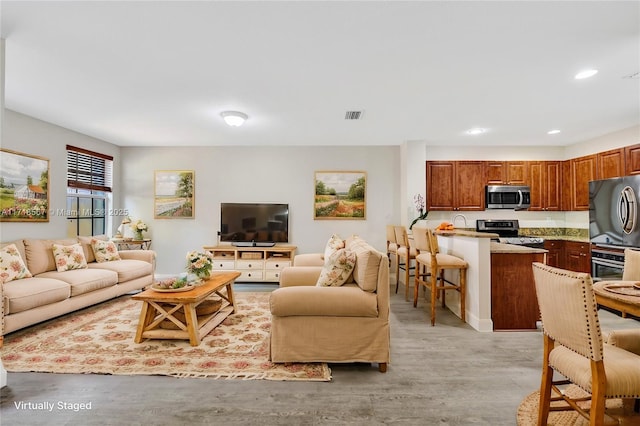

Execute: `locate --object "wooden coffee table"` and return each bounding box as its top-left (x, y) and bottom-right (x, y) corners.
top-left (133, 271), bottom-right (240, 346)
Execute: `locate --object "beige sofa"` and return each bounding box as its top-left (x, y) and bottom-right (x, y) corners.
top-left (1, 237), bottom-right (155, 336)
top-left (269, 236), bottom-right (390, 372)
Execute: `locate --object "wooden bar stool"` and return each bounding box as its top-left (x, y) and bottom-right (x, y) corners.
top-left (413, 227), bottom-right (468, 326)
top-left (394, 225), bottom-right (416, 301)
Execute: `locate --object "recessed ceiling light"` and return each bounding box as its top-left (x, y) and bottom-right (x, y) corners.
top-left (221, 111), bottom-right (248, 127)
top-left (574, 69), bottom-right (598, 80)
top-left (547, 129), bottom-right (561, 135)
top-left (465, 127), bottom-right (487, 135)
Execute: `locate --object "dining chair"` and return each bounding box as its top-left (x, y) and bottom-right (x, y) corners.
top-left (532, 262), bottom-right (640, 426)
top-left (386, 225), bottom-right (399, 287)
top-left (412, 227), bottom-right (468, 326)
top-left (394, 225), bottom-right (416, 301)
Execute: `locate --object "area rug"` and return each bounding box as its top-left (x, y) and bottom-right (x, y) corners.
top-left (517, 385), bottom-right (640, 425)
top-left (1, 292), bottom-right (331, 381)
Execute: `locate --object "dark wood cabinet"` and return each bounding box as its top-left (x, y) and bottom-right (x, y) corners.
top-left (484, 161), bottom-right (527, 185)
top-left (491, 252), bottom-right (545, 330)
top-left (597, 148), bottom-right (625, 179)
top-left (529, 161), bottom-right (562, 211)
top-left (485, 162), bottom-right (505, 184)
top-left (564, 241), bottom-right (591, 273)
top-left (570, 155), bottom-right (597, 211)
top-left (426, 161), bottom-right (485, 211)
top-left (625, 144), bottom-right (640, 175)
top-left (544, 240), bottom-right (565, 269)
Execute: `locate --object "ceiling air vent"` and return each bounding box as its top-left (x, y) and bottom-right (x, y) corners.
top-left (622, 71), bottom-right (640, 79)
top-left (344, 110), bottom-right (364, 120)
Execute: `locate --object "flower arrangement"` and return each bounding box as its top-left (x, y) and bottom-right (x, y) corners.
top-left (130, 219), bottom-right (148, 240)
top-left (186, 250), bottom-right (213, 279)
top-left (409, 193), bottom-right (428, 230)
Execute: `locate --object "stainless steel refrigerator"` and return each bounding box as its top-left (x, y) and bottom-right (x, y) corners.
top-left (589, 175), bottom-right (640, 247)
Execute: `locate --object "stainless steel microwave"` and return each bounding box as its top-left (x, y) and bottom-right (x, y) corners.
top-left (485, 185), bottom-right (531, 210)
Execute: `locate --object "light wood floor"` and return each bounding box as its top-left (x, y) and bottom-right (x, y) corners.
top-left (1, 281), bottom-right (638, 425)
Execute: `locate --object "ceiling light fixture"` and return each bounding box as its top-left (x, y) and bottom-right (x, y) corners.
top-left (547, 129), bottom-right (561, 135)
top-left (465, 127), bottom-right (487, 135)
top-left (574, 69), bottom-right (598, 80)
top-left (221, 111), bottom-right (248, 127)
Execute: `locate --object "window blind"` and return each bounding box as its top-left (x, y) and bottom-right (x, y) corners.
top-left (66, 145), bottom-right (113, 192)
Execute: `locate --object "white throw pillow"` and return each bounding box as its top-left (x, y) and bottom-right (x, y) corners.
top-left (0, 243), bottom-right (33, 283)
top-left (52, 243), bottom-right (88, 272)
top-left (316, 248), bottom-right (356, 287)
top-left (323, 234), bottom-right (345, 263)
top-left (91, 239), bottom-right (121, 263)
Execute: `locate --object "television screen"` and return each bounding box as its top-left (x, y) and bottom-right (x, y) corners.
top-left (220, 203), bottom-right (289, 244)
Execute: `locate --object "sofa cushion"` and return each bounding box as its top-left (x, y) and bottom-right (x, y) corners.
top-left (37, 268), bottom-right (118, 296)
top-left (346, 236), bottom-right (382, 292)
top-left (91, 239), bottom-right (121, 262)
top-left (3, 277), bottom-right (70, 314)
top-left (316, 248), bottom-right (356, 287)
top-left (23, 238), bottom-right (78, 275)
top-left (52, 243), bottom-right (88, 272)
top-left (87, 259), bottom-right (152, 282)
top-left (0, 243), bottom-right (33, 283)
top-left (270, 284), bottom-right (378, 317)
top-left (323, 234), bottom-right (345, 263)
top-left (77, 235), bottom-right (108, 264)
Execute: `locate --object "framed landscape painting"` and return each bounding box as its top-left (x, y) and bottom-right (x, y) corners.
top-left (0, 149), bottom-right (49, 222)
top-left (154, 170), bottom-right (194, 219)
top-left (314, 171), bottom-right (366, 220)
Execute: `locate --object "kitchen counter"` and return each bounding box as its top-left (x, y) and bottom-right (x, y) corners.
top-left (435, 229), bottom-right (499, 239)
top-left (490, 242), bottom-right (548, 254)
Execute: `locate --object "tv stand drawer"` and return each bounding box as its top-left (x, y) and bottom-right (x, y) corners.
top-left (236, 260), bottom-right (264, 270)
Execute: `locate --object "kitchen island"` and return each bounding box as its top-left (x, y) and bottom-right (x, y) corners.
top-left (433, 229), bottom-right (547, 331)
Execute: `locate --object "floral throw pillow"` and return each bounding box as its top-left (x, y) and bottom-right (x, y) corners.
top-left (0, 244), bottom-right (33, 284)
top-left (91, 239), bottom-right (121, 263)
top-left (316, 248), bottom-right (356, 287)
top-left (52, 243), bottom-right (88, 272)
top-left (323, 234), bottom-right (345, 263)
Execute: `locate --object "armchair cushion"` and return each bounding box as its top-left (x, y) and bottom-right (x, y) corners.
top-left (323, 233), bottom-right (345, 262)
top-left (346, 236), bottom-right (382, 292)
top-left (316, 248), bottom-right (356, 287)
top-left (270, 285), bottom-right (378, 317)
top-left (605, 329), bottom-right (640, 356)
top-left (622, 248), bottom-right (640, 280)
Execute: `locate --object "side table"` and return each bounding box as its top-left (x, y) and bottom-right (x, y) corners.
top-left (112, 238), bottom-right (152, 250)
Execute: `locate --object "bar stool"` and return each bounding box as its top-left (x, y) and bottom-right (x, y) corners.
top-left (386, 225), bottom-right (399, 287)
top-left (394, 225), bottom-right (417, 301)
top-left (413, 227), bottom-right (468, 326)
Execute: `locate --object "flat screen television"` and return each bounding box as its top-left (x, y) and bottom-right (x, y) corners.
top-left (220, 203), bottom-right (289, 246)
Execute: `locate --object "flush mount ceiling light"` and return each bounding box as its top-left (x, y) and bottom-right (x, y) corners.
top-left (221, 111), bottom-right (248, 127)
top-left (547, 129), bottom-right (561, 135)
top-left (574, 69), bottom-right (598, 80)
top-left (465, 127), bottom-right (487, 135)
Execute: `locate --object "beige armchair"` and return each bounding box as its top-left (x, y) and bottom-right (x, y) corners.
top-left (269, 236), bottom-right (390, 372)
top-left (532, 262), bottom-right (640, 425)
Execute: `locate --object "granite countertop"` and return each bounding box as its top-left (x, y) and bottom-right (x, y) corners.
top-left (490, 242), bottom-right (548, 254)
top-left (434, 229), bottom-right (499, 239)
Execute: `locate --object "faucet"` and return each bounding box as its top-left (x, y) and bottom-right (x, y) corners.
top-left (451, 213), bottom-right (468, 229)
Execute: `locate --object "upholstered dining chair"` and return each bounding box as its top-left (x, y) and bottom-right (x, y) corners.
top-left (532, 262), bottom-right (640, 426)
top-left (386, 225), bottom-right (399, 286)
top-left (394, 225), bottom-right (417, 301)
top-left (412, 227), bottom-right (468, 326)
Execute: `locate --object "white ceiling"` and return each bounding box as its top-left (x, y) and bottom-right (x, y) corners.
top-left (1, 1), bottom-right (639, 147)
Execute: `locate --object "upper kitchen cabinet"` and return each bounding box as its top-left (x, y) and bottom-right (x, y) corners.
top-left (426, 161), bottom-right (485, 211)
top-left (597, 148), bottom-right (625, 179)
top-left (529, 161), bottom-right (562, 211)
top-left (569, 154), bottom-right (597, 211)
top-left (484, 161), bottom-right (528, 185)
top-left (625, 144), bottom-right (640, 175)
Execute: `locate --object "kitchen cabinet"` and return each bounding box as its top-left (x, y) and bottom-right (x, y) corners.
top-left (626, 144), bottom-right (640, 175)
top-left (543, 240), bottom-right (565, 269)
top-left (564, 241), bottom-right (591, 273)
top-left (569, 155), bottom-right (597, 211)
top-left (485, 161), bottom-right (528, 185)
top-left (597, 148), bottom-right (625, 179)
top-left (426, 161), bottom-right (485, 211)
top-left (529, 161), bottom-right (562, 211)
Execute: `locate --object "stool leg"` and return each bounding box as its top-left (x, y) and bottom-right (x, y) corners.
top-left (413, 261), bottom-right (420, 308)
top-left (460, 267), bottom-right (467, 323)
top-left (430, 265), bottom-right (438, 326)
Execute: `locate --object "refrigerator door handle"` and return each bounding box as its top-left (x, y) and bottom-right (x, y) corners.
top-left (618, 185), bottom-right (637, 235)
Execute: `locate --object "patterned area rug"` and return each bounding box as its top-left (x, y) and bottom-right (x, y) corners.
top-left (517, 385), bottom-right (640, 425)
top-left (1, 292), bottom-right (331, 381)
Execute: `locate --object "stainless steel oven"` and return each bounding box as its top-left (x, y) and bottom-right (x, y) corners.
top-left (591, 245), bottom-right (625, 281)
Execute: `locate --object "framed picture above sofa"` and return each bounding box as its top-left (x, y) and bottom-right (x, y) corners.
top-left (314, 171), bottom-right (366, 220)
top-left (0, 149), bottom-right (50, 222)
top-left (154, 170), bottom-right (195, 219)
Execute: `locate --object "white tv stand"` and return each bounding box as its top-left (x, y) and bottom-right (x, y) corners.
top-left (202, 245), bottom-right (297, 283)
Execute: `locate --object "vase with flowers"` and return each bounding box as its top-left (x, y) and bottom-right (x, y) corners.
top-left (130, 219), bottom-right (148, 241)
top-left (186, 250), bottom-right (213, 281)
top-left (409, 194), bottom-right (428, 230)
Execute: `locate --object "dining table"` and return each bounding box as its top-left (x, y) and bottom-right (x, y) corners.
top-left (592, 281), bottom-right (640, 319)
